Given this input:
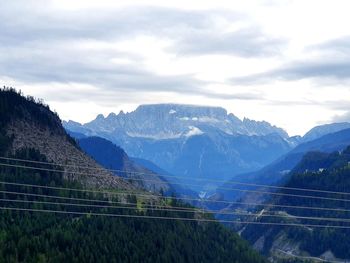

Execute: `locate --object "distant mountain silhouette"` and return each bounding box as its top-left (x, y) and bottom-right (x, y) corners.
top-left (301, 122), bottom-right (350, 142)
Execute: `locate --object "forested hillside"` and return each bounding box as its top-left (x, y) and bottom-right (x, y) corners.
top-left (0, 149), bottom-right (267, 262)
top-left (241, 146), bottom-right (350, 261)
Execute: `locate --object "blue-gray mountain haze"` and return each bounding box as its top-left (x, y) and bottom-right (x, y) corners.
top-left (64, 104), bottom-right (350, 196)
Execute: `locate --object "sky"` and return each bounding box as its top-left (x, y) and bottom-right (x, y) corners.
top-left (1, 0), bottom-right (350, 136)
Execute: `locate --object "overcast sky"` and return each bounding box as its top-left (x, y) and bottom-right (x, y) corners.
top-left (1, 0), bottom-right (350, 136)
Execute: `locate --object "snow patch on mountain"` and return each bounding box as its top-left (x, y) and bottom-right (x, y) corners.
top-left (126, 132), bottom-right (182, 140)
top-left (184, 126), bottom-right (204, 137)
top-left (64, 103), bottom-right (290, 140)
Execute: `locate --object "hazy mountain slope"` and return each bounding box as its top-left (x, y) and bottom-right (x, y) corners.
top-left (132, 157), bottom-right (173, 177)
top-left (64, 104), bottom-right (292, 191)
top-left (132, 157), bottom-right (199, 197)
top-left (241, 146), bottom-right (350, 262)
top-left (302, 122), bottom-right (350, 142)
top-left (67, 130), bottom-right (87, 139)
top-left (217, 127), bottom-right (350, 202)
top-left (78, 136), bottom-right (128, 171)
top-left (292, 127), bottom-right (350, 154)
top-left (78, 136), bottom-right (172, 193)
top-left (115, 131), bottom-right (290, 192)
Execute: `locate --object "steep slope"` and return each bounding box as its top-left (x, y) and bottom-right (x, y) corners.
top-left (241, 146), bottom-right (350, 262)
top-left (64, 104), bottom-right (292, 191)
top-left (0, 88), bottom-right (133, 190)
top-left (301, 122), bottom-right (350, 143)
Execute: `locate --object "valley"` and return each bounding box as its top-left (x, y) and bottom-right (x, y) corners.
top-left (3, 1), bottom-right (350, 261)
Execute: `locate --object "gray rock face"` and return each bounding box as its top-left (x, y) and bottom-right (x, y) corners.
top-left (64, 104), bottom-right (289, 140)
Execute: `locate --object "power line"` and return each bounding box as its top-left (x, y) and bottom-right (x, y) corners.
top-left (0, 197), bottom-right (205, 214)
top-left (2, 180), bottom-right (350, 214)
top-left (0, 188), bottom-right (217, 213)
top-left (2, 197), bottom-right (350, 223)
top-left (2, 206), bottom-right (350, 229)
top-left (0, 189), bottom-right (208, 214)
top-left (2, 162), bottom-right (350, 203)
top-left (2, 156), bottom-right (350, 197)
top-left (0, 197), bottom-right (182, 212)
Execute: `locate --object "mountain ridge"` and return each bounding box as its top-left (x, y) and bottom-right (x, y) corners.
top-left (64, 103), bottom-right (290, 139)
top-left (301, 122), bottom-right (350, 142)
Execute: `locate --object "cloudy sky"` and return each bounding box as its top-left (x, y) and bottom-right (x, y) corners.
top-left (1, 0), bottom-right (350, 136)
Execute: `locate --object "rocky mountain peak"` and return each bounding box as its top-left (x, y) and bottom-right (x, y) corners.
top-left (66, 103), bottom-right (288, 140)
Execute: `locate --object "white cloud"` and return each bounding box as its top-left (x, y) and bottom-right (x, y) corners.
top-left (1, 0), bottom-right (350, 136)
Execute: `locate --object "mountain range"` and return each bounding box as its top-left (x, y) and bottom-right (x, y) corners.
top-left (64, 104), bottom-right (294, 192)
top-left (3, 88), bottom-right (350, 262)
top-left (0, 88), bottom-right (266, 262)
top-left (64, 104), bottom-right (350, 196)
top-left (65, 104), bottom-right (289, 139)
